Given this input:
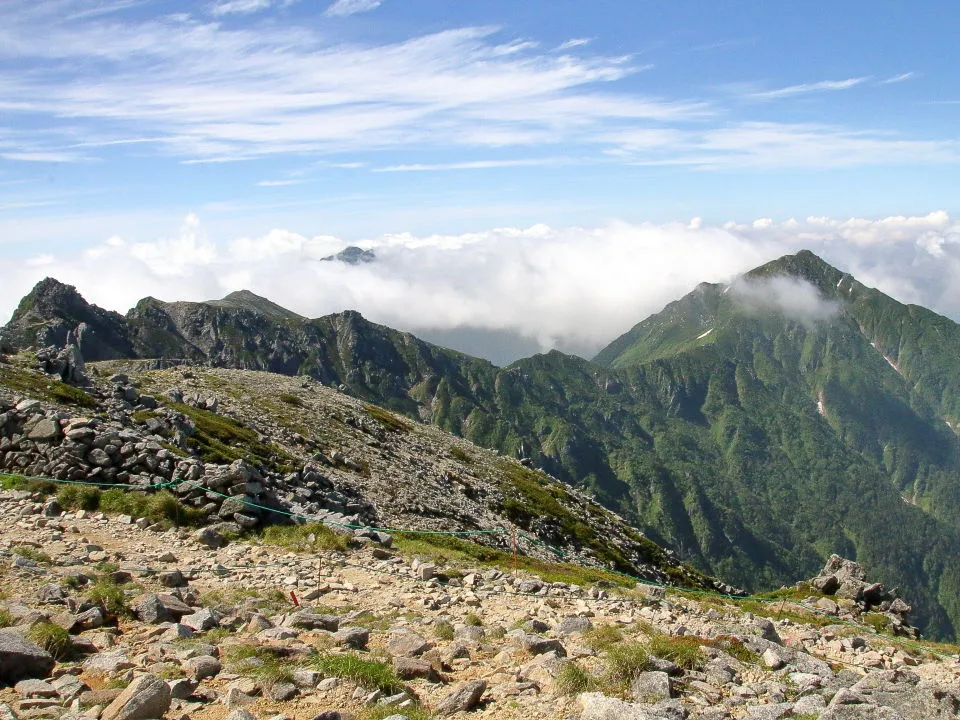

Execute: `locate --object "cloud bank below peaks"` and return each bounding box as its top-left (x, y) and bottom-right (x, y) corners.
top-left (4, 211), bottom-right (960, 364)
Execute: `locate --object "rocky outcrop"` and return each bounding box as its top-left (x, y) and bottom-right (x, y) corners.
top-left (808, 555), bottom-right (917, 638)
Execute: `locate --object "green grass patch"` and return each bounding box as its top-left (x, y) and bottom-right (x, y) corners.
top-left (0, 609), bottom-right (14, 628)
top-left (862, 612), bottom-right (895, 635)
top-left (602, 641), bottom-right (653, 690)
top-left (555, 661), bottom-right (597, 695)
top-left (647, 633), bottom-right (705, 670)
top-left (358, 706), bottom-right (430, 720)
top-left (131, 410), bottom-right (160, 424)
top-left (392, 532), bottom-right (632, 589)
top-left (28, 621), bottom-right (74, 660)
top-left (223, 644), bottom-right (306, 684)
top-left (0, 474), bottom-right (57, 494)
top-left (313, 652), bottom-right (404, 694)
top-left (464, 613), bottom-right (483, 627)
top-left (0, 358), bottom-right (96, 408)
top-left (94, 488), bottom-right (204, 527)
top-left (703, 635), bottom-right (761, 665)
top-left (86, 577), bottom-right (131, 618)
top-left (260, 522), bottom-right (349, 553)
top-left (279, 393), bottom-right (303, 407)
top-left (497, 461), bottom-right (637, 573)
top-left (56, 484), bottom-right (102, 511)
top-left (434, 620), bottom-right (455, 641)
top-left (170, 401), bottom-right (295, 469)
top-left (582, 624), bottom-right (624, 652)
top-left (365, 404), bottom-right (412, 433)
top-left (12, 545), bottom-right (52, 565)
top-left (449, 446), bottom-right (473, 464)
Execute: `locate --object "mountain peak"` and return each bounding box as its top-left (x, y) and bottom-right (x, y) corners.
top-left (10, 277), bottom-right (86, 323)
top-left (746, 249), bottom-right (845, 294)
top-left (206, 290), bottom-right (304, 321)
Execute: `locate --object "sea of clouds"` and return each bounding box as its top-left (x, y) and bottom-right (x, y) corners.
top-left (5, 211), bottom-right (958, 364)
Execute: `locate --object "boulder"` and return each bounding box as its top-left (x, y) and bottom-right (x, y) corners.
top-left (435, 679), bottom-right (486, 716)
top-left (0, 631), bottom-right (55, 684)
top-left (100, 674), bottom-right (171, 720)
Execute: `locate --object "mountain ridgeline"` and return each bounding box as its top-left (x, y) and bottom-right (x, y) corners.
top-left (4, 250), bottom-right (960, 640)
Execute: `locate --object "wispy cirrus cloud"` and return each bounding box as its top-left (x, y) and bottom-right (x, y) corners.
top-left (747, 76), bottom-right (868, 100)
top-left (374, 158), bottom-right (573, 172)
top-left (324, 0), bottom-right (383, 17)
top-left (0, 3), bottom-right (675, 163)
top-left (880, 72), bottom-right (916, 84)
top-left (612, 122), bottom-right (960, 170)
top-left (210, 0), bottom-right (290, 16)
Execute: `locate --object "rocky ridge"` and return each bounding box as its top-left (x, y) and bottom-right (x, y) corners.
top-left (0, 495), bottom-right (957, 720)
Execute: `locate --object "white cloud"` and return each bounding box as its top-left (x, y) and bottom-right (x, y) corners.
top-left (210, 0), bottom-right (280, 16)
top-left (731, 276), bottom-right (839, 327)
top-left (7, 211), bottom-right (960, 362)
top-left (556, 38), bottom-right (592, 51)
top-left (324, 0), bottom-right (383, 17)
top-left (0, 7), bottom-right (673, 162)
top-left (748, 77), bottom-right (868, 100)
top-left (620, 122), bottom-right (960, 170)
top-left (374, 158), bottom-right (570, 172)
top-left (880, 72), bottom-right (916, 85)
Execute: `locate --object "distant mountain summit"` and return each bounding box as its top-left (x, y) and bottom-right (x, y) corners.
top-left (321, 246), bottom-right (377, 264)
top-left (5, 251), bottom-right (960, 639)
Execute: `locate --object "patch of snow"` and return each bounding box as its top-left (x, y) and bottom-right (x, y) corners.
top-left (816, 390), bottom-right (826, 417)
top-left (722, 285), bottom-right (731, 294)
top-left (870, 342), bottom-right (904, 377)
top-left (697, 328), bottom-right (713, 340)
top-left (836, 277), bottom-right (844, 288)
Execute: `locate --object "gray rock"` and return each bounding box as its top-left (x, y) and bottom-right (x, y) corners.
top-left (266, 682), bottom-right (298, 701)
top-left (745, 703), bottom-right (793, 720)
top-left (762, 648), bottom-right (785, 670)
top-left (193, 526), bottom-right (228, 549)
top-left (387, 630), bottom-right (430, 658)
top-left (100, 674), bottom-right (171, 720)
top-left (134, 593), bottom-right (193, 623)
top-left (167, 678), bottom-right (197, 700)
top-left (0, 631), bottom-right (56, 684)
top-left (181, 608), bottom-right (219, 632)
top-left (185, 655), bottom-right (221, 681)
top-left (332, 627), bottom-right (369, 649)
top-left (392, 657), bottom-right (439, 682)
top-left (15, 680), bottom-right (58, 699)
top-left (556, 617), bottom-right (593, 636)
top-left (27, 420), bottom-right (61, 442)
top-left (435, 679), bottom-right (486, 716)
top-left (158, 570), bottom-right (186, 588)
top-left (82, 651), bottom-right (133, 675)
top-left (519, 634), bottom-right (566, 657)
top-left (630, 671), bottom-right (672, 703)
top-left (286, 612), bottom-right (339, 631)
top-left (579, 692), bottom-right (656, 720)
top-left (225, 710), bottom-right (258, 720)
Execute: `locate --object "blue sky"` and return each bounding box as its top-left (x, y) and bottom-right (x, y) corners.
top-left (3, 0), bottom-right (960, 361)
